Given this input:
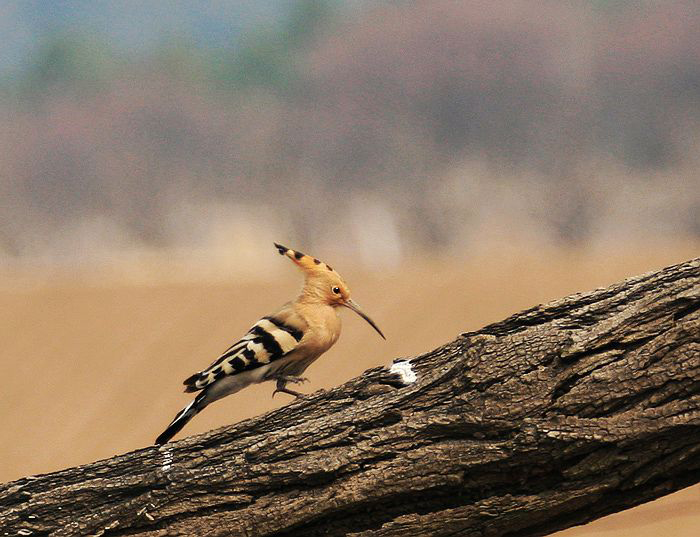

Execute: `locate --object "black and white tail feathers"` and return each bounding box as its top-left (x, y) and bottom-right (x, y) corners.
top-left (155, 391), bottom-right (208, 445)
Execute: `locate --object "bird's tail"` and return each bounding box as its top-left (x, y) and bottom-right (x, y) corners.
top-left (155, 392), bottom-right (207, 445)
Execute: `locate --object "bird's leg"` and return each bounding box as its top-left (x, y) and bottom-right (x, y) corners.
top-left (279, 375), bottom-right (309, 385)
top-left (272, 376), bottom-right (308, 398)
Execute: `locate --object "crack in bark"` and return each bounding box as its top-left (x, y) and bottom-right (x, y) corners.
top-left (674, 298), bottom-right (700, 321)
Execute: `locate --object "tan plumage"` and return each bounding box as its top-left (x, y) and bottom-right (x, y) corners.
top-left (155, 243), bottom-right (384, 445)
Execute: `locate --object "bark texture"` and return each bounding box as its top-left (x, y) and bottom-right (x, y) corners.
top-left (1, 258), bottom-right (699, 537)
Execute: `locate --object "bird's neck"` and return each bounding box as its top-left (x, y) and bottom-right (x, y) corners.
top-left (293, 298), bottom-right (341, 346)
top-left (294, 294), bottom-right (337, 318)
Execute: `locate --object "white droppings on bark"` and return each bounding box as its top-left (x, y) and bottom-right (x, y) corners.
top-left (390, 359), bottom-right (417, 385)
top-left (159, 446), bottom-right (173, 472)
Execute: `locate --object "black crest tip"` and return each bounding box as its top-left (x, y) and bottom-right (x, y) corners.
top-left (273, 242), bottom-right (288, 255)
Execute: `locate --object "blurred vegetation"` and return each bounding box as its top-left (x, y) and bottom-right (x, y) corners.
top-left (22, 33), bottom-right (116, 93)
top-left (215, 0), bottom-right (334, 92)
top-left (0, 0), bottom-right (698, 263)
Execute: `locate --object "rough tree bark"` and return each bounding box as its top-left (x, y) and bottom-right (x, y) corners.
top-left (1, 258), bottom-right (699, 537)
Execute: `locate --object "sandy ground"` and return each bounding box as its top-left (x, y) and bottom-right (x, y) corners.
top-left (1, 243), bottom-right (698, 534)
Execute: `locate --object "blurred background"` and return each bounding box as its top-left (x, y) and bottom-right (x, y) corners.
top-left (0, 1), bottom-right (698, 535)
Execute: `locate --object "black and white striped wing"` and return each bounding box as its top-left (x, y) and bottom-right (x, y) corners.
top-left (183, 317), bottom-right (304, 392)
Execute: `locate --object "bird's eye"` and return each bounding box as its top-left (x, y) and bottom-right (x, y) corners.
top-left (332, 286), bottom-right (341, 294)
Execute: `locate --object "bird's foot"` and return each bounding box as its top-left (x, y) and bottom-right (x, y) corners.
top-left (272, 376), bottom-right (309, 398)
top-left (272, 386), bottom-right (306, 398)
top-left (278, 375), bottom-right (309, 385)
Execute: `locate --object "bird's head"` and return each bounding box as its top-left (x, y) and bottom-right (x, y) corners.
top-left (274, 242), bottom-right (385, 339)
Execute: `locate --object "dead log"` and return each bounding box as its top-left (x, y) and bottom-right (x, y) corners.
top-left (1, 258), bottom-right (699, 537)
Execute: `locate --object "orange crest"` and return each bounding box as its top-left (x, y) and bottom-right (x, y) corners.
top-left (274, 242), bottom-right (337, 276)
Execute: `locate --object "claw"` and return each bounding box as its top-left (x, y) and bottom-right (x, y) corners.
top-left (272, 387), bottom-right (305, 398)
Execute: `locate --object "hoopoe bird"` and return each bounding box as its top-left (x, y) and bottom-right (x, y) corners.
top-left (155, 243), bottom-right (385, 445)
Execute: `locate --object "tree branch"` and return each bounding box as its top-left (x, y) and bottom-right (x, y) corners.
top-left (1, 258), bottom-right (699, 537)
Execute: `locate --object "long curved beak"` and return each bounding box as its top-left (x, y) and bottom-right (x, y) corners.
top-left (344, 299), bottom-right (386, 339)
